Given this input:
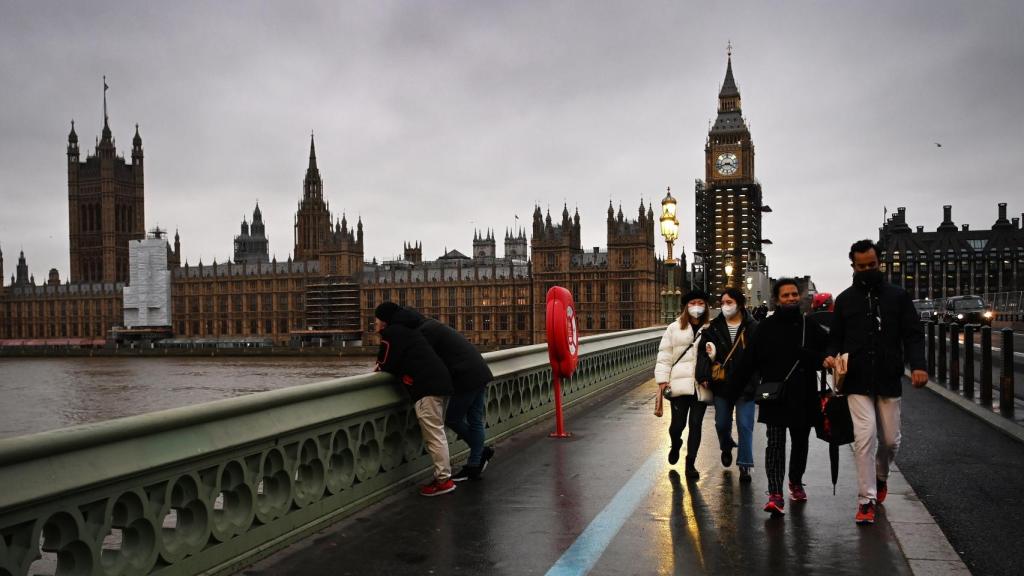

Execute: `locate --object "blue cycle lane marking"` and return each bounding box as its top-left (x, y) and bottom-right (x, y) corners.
top-left (545, 450), bottom-right (664, 576)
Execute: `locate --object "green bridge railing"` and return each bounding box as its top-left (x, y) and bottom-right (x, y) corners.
top-left (0, 327), bottom-right (662, 576)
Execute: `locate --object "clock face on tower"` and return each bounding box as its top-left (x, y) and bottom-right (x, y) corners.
top-left (715, 152), bottom-right (738, 176)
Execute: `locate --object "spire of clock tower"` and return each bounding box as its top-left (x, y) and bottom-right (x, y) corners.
top-left (696, 45), bottom-right (767, 297)
top-left (714, 44), bottom-right (745, 126)
top-left (719, 42), bottom-right (739, 100)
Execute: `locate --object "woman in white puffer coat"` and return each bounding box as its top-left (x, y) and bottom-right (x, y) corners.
top-left (654, 290), bottom-right (712, 479)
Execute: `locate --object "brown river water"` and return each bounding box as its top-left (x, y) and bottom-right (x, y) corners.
top-left (0, 356), bottom-right (377, 439)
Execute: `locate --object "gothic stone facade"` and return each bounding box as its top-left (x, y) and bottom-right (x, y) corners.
top-left (877, 204), bottom-right (1024, 299)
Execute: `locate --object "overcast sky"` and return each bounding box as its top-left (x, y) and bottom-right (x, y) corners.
top-left (1, 0), bottom-right (1022, 293)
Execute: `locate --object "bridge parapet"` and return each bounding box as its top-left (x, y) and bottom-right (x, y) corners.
top-left (0, 327), bottom-right (661, 576)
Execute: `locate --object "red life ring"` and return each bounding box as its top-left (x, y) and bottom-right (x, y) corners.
top-left (545, 286), bottom-right (579, 378)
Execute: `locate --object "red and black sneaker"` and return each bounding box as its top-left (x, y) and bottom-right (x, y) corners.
top-left (763, 493), bottom-right (785, 517)
top-left (876, 479), bottom-right (888, 504)
top-left (788, 482), bottom-right (808, 502)
top-left (856, 502), bottom-right (876, 525)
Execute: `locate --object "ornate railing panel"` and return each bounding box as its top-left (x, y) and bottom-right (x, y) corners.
top-left (0, 327), bottom-right (661, 576)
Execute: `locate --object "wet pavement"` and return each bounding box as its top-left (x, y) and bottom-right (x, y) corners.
top-left (898, 379), bottom-right (1024, 576)
top-left (243, 379), bottom-right (916, 575)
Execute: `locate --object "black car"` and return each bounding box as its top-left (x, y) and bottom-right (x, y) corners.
top-left (942, 295), bottom-right (994, 326)
top-left (912, 299), bottom-right (940, 322)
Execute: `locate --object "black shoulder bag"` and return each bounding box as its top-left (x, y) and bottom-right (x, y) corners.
top-left (754, 316), bottom-right (805, 404)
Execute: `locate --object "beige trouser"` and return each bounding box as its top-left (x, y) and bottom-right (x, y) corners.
top-left (414, 396), bottom-right (451, 482)
top-left (848, 393), bottom-right (902, 505)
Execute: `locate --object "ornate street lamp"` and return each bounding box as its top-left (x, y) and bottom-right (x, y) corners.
top-left (660, 188), bottom-right (681, 323)
top-left (724, 261), bottom-right (734, 287)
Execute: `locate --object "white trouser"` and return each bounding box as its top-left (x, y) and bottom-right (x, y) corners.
top-left (847, 394), bottom-right (902, 505)
top-left (415, 396), bottom-right (451, 482)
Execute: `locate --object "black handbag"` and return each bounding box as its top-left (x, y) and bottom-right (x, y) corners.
top-left (754, 316), bottom-right (805, 404)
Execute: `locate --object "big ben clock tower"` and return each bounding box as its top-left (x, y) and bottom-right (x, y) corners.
top-left (694, 45), bottom-right (768, 297)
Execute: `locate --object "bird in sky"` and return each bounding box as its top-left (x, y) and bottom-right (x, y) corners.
top-left (935, 142), bottom-right (943, 147)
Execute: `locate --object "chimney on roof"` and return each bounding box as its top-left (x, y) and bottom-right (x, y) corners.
top-left (916, 226), bottom-right (924, 233)
top-left (943, 205), bottom-right (952, 223)
top-left (962, 224), bottom-right (969, 231)
top-left (999, 203), bottom-right (1007, 221)
top-left (593, 247), bottom-right (600, 254)
top-left (1013, 217), bottom-right (1020, 230)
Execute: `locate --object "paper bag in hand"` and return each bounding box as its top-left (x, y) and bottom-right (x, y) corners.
top-left (833, 353), bottom-right (849, 392)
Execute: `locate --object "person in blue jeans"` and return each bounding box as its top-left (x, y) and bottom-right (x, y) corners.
top-left (702, 288), bottom-right (759, 483)
top-left (388, 304), bottom-right (495, 480)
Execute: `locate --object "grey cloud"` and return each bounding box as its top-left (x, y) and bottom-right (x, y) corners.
top-left (1, 0), bottom-right (1022, 294)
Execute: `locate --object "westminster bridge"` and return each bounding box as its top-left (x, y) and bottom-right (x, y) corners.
top-left (2, 326), bottom-right (1021, 575)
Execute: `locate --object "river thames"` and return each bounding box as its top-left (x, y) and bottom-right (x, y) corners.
top-left (0, 356), bottom-right (377, 439)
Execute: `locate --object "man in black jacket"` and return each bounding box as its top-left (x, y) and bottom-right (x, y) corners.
top-left (390, 306), bottom-right (495, 481)
top-left (375, 303), bottom-right (456, 497)
top-left (824, 240), bottom-right (928, 525)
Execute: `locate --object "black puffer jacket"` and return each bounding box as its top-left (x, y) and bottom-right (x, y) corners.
top-left (828, 281), bottom-right (925, 397)
top-left (701, 312), bottom-right (758, 401)
top-left (391, 307), bottom-right (493, 393)
top-left (735, 310), bottom-right (828, 428)
top-left (376, 323), bottom-right (453, 402)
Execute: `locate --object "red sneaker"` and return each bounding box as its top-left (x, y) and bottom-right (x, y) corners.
top-left (856, 502), bottom-right (876, 525)
top-left (876, 479), bottom-right (888, 504)
top-left (788, 482), bottom-right (808, 502)
top-left (763, 493), bottom-right (785, 516)
top-left (419, 478), bottom-right (456, 497)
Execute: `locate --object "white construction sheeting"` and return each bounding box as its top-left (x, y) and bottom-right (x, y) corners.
top-left (123, 238), bottom-right (171, 327)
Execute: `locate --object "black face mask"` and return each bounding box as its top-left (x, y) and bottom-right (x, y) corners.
top-left (775, 303), bottom-right (801, 317)
top-left (854, 268), bottom-right (883, 287)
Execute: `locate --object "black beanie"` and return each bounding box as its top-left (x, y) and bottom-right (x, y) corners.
top-left (680, 290), bottom-right (711, 306)
top-left (374, 302), bottom-right (400, 323)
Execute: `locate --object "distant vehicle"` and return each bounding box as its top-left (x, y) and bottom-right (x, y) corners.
top-left (811, 292), bottom-right (834, 312)
top-left (941, 295), bottom-right (994, 326)
top-left (913, 299), bottom-right (939, 322)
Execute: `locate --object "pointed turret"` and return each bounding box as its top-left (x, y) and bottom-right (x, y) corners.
top-left (719, 43), bottom-right (739, 99)
top-left (714, 43), bottom-right (745, 123)
top-left (132, 123), bottom-right (143, 164)
top-left (308, 132), bottom-right (318, 171)
top-left (302, 132), bottom-right (323, 201)
top-left (15, 250), bottom-right (30, 287)
top-left (67, 120), bottom-right (80, 162)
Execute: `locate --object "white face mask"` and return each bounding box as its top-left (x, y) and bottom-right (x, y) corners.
top-left (687, 305), bottom-right (706, 318)
top-left (721, 304), bottom-right (738, 318)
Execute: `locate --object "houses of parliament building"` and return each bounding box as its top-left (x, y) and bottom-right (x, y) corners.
top-left (0, 111), bottom-right (660, 348)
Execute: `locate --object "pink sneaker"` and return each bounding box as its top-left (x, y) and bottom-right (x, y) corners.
top-left (419, 478), bottom-right (456, 497)
top-left (789, 482), bottom-right (808, 502)
top-left (763, 493), bottom-right (785, 516)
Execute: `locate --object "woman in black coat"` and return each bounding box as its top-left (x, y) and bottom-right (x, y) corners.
top-left (701, 288), bottom-right (758, 482)
top-left (735, 279), bottom-right (828, 517)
